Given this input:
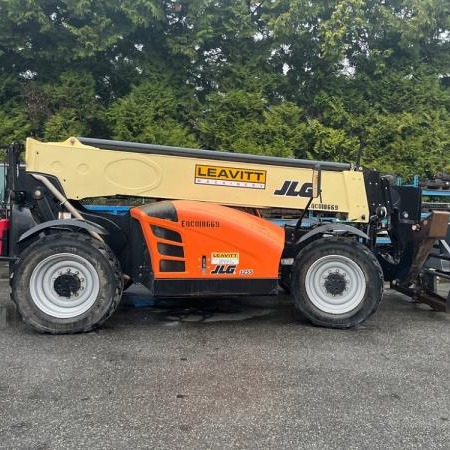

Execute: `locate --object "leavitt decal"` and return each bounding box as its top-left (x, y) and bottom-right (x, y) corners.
top-left (195, 165), bottom-right (266, 189)
top-left (211, 252), bottom-right (239, 265)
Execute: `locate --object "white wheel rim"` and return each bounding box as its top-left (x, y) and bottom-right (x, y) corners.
top-left (305, 255), bottom-right (366, 315)
top-left (30, 253), bottom-right (100, 319)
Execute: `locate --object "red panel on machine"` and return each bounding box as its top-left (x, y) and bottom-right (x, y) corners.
top-left (0, 219), bottom-right (9, 256)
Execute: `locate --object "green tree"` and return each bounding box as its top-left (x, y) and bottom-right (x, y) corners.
top-left (107, 77), bottom-right (199, 147)
top-left (0, 0), bottom-right (448, 179)
top-left (198, 90), bottom-right (307, 157)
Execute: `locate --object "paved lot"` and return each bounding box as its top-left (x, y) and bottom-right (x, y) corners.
top-left (0, 286), bottom-right (449, 450)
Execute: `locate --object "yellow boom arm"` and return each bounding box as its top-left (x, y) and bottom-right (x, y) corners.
top-left (25, 137), bottom-right (370, 222)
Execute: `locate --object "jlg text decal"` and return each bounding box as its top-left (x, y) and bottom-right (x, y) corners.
top-left (211, 265), bottom-right (236, 275)
top-left (273, 181), bottom-right (313, 197)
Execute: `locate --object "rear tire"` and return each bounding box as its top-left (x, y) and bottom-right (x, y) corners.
top-left (292, 237), bottom-right (383, 328)
top-left (12, 232), bottom-right (123, 334)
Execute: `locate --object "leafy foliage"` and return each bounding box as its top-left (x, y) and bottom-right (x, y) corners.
top-left (108, 77), bottom-right (199, 147)
top-left (198, 90), bottom-right (307, 157)
top-left (0, 0), bottom-right (449, 178)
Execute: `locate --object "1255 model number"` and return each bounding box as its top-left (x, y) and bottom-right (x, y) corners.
top-left (239, 269), bottom-right (254, 275)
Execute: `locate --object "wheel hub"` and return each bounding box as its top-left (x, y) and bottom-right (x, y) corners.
top-left (323, 272), bottom-right (347, 296)
top-left (30, 253), bottom-right (99, 318)
top-left (53, 273), bottom-right (81, 298)
top-left (305, 254), bottom-right (366, 314)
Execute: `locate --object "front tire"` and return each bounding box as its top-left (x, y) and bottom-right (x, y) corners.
top-left (292, 237), bottom-right (383, 328)
top-left (12, 232), bottom-right (123, 334)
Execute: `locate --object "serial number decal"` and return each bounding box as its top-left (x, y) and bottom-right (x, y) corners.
top-left (181, 220), bottom-right (220, 228)
top-left (310, 204), bottom-right (339, 211)
top-left (211, 252), bottom-right (239, 265)
top-left (195, 165), bottom-right (266, 189)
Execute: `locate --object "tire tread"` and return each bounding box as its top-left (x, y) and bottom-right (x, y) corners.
top-left (292, 237), bottom-right (383, 328)
top-left (11, 232), bottom-right (123, 334)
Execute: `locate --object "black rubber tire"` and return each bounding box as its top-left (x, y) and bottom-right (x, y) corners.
top-left (292, 237), bottom-right (383, 329)
top-left (11, 232), bottom-right (123, 334)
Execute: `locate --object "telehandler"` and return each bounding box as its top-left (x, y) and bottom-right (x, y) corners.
top-left (0, 137), bottom-right (448, 333)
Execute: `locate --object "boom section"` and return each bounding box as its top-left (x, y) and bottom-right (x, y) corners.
top-left (25, 137), bottom-right (370, 222)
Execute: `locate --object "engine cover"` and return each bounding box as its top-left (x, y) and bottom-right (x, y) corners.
top-left (130, 200), bottom-right (285, 296)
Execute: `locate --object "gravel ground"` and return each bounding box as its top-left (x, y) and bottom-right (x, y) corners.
top-left (0, 287), bottom-right (449, 450)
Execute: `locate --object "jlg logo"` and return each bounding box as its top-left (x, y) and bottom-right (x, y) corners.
top-left (274, 181), bottom-right (313, 197)
top-left (211, 265), bottom-right (236, 275)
